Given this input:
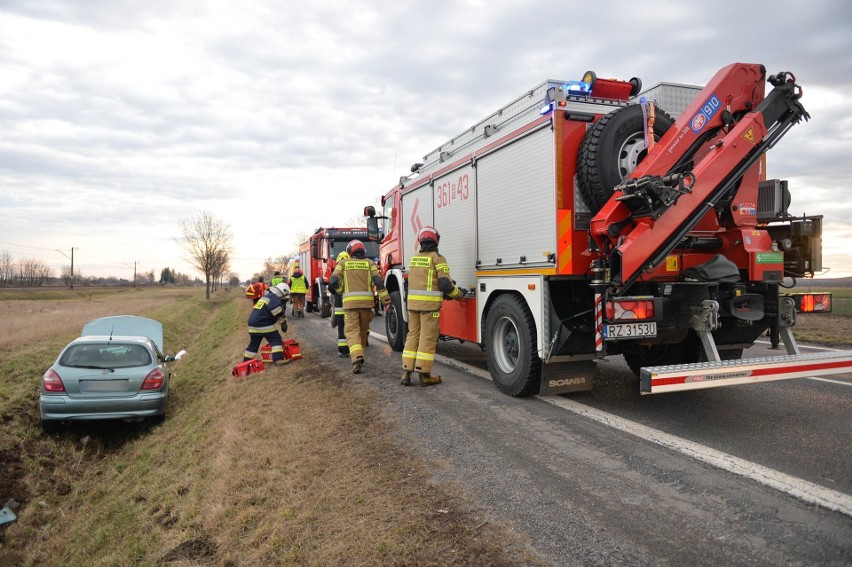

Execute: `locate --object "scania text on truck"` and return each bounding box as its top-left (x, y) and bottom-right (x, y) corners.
top-left (365, 62), bottom-right (852, 396)
top-left (298, 227), bottom-right (380, 317)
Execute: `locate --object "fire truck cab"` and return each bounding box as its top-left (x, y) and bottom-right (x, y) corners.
top-left (299, 227), bottom-right (380, 317)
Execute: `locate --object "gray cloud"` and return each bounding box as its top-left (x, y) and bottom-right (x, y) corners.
top-left (1, 0), bottom-right (850, 277)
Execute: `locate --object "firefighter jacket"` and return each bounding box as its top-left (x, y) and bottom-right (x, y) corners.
top-left (247, 290), bottom-right (285, 333)
top-left (289, 271), bottom-right (308, 294)
top-left (406, 250), bottom-right (462, 312)
top-left (329, 255), bottom-right (389, 309)
top-left (270, 274), bottom-right (284, 287)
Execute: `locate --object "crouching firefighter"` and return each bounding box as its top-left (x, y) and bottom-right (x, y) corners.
top-left (243, 283), bottom-right (290, 366)
top-left (329, 240), bottom-right (390, 374)
top-left (331, 250), bottom-right (350, 357)
top-left (401, 226), bottom-right (467, 387)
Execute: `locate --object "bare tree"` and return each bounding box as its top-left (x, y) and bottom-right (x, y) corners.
top-left (210, 249), bottom-right (230, 291)
top-left (179, 211), bottom-right (233, 300)
top-left (0, 251), bottom-right (13, 287)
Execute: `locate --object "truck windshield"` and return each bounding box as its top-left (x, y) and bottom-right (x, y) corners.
top-left (330, 239), bottom-right (379, 261)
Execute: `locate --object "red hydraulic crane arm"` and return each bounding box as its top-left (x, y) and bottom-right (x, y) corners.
top-left (589, 64), bottom-right (809, 294)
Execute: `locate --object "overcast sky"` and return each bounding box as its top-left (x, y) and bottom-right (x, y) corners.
top-left (1, 0), bottom-right (851, 281)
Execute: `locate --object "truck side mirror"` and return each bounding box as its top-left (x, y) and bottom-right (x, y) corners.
top-left (367, 216), bottom-right (380, 241)
top-left (364, 205), bottom-right (376, 218)
top-left (310, 239), bottom-right (319, 259)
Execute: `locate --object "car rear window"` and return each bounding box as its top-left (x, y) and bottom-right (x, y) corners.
top-left (60, 343), bottom-right (152, 369)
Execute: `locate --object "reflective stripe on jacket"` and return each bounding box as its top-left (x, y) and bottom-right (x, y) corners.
top-left (407, 251), bottom-right (460, 312)
top-left (247, 291), bottom-right (284, 332)
top-left (330, 257), bottom-right (385, 309)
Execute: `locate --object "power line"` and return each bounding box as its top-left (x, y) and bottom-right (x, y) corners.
top-left (0, 240), bottom-right (58, 252)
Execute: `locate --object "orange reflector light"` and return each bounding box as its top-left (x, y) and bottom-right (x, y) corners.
top-left (605, 299), bottom-right (655, 320)
top-left (797, 293), bottom-right (831, 313)
top-left (528, 284), bottom-right (536, 290)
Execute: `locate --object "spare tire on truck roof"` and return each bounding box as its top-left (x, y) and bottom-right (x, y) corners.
top-left (576, 103), bottom-right (675, 212)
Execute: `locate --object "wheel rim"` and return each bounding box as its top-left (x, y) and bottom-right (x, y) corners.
top-left (616, 131), bottom-right (648, 180)
top-left (492, 316), bottom-right (519, 373)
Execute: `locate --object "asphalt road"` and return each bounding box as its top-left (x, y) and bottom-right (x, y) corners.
top-left (288, 311), bottom-right (852, 566)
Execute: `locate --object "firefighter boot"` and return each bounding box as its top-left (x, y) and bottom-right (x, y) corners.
top-left (400, 371), bottom-right (412, 386)
top-left (352, 360), bottom-right (363, 374)
top-left (418, 373), bottom-right (441, 387)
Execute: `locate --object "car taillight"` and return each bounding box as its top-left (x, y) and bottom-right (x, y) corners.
top-left (42, 369), bottom-right (66, 392)
top-left (605, 299), bottom-right (655, 321)
top-left (141, 368), bottom-right (165, 390)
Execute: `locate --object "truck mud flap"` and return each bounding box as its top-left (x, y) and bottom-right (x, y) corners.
top-left (640, 350), bottom-right (852, 394)
top-left (540, 360), bottom-right (595, 395)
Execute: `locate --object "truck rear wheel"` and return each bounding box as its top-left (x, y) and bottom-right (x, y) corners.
top-left (484, 294), bottom-right (541, 397)
top-left (386, 291), bottom-right (407, 351)
top-left (577, 103), bottom-right (674, 211)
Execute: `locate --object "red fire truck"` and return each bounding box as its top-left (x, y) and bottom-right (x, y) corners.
top-left (366, 62), bottom-right (852, 396)
top-left (298, 227), bottom-right (380, 317)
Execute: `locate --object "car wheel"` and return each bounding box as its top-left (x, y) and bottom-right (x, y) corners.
top-left (385, 291), bottom-right (407, 352)
top-left (483, 294), bottom-right (541, 396)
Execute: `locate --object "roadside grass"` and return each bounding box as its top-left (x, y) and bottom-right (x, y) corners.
top-left (0, 287), bottom-right (200, 352)
top-left (1, 289), bottom-right (536, 566)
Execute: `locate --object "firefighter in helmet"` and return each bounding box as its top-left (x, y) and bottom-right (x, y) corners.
top-left (243, 282), bottom-right (290, 366)
top-left (331, 250), bottom-right (350, 357)
top-left (401, 226), bottom-right (467, 386)
top-left (329, 239), bottom-right (390, 374)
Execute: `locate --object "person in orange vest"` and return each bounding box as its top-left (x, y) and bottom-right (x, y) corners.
top-left (401, 226), bottom-right (467, 386)
top-left (329, 240), bottom-right (390, 374)
top-left (289, 264), bottom-right (308, 318)
top-left (245, 276), bottom-right (268, 304)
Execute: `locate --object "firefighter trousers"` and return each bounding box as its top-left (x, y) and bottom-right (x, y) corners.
top-left (402, 310), bottom-right (441, 374)
top-left (333, 305), bottom-right (348, 354)
top-left (243, 330), bottom-right (284, 362)
top-left (343, 308), bottom-right (373, 363)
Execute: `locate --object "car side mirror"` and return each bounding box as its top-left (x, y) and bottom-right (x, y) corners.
top-left (165, 350), bottom-right (187, 362)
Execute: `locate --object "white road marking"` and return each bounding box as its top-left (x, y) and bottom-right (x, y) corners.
top-left (540, 396), bottom-right (852, 518)
top-left (368, 331), bottom-right (852, 517)
top-left (806, 377), bottom-right (852, 386)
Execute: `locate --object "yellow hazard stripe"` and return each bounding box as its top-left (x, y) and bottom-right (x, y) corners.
top-left (415, 352), bottom-right (434, 361)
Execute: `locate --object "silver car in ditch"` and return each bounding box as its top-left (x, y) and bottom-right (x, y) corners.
top-left (39, 315), bottom-right (185, 431)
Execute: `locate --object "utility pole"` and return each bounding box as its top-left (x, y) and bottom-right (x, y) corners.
top-left (134, 261), bottom-right (137, 288)
top-left (56, 247), bottom-right (76, 289)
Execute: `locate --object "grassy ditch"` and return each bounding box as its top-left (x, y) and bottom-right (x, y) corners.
top-left (0, 289), bottom-right (535, 566)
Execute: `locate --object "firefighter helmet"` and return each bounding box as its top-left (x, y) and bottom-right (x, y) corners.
top-left (271, 282), bottom-right (290, 298)
top-left (346, 240), bottom-right (365, 255)
top-left (418, 226), bottom-right (440, 244)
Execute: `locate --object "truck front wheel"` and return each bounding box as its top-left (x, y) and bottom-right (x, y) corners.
top-left (484, 294), bottom-right (541, 396)
top-left (386, 291), bottom-right (407, 351)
